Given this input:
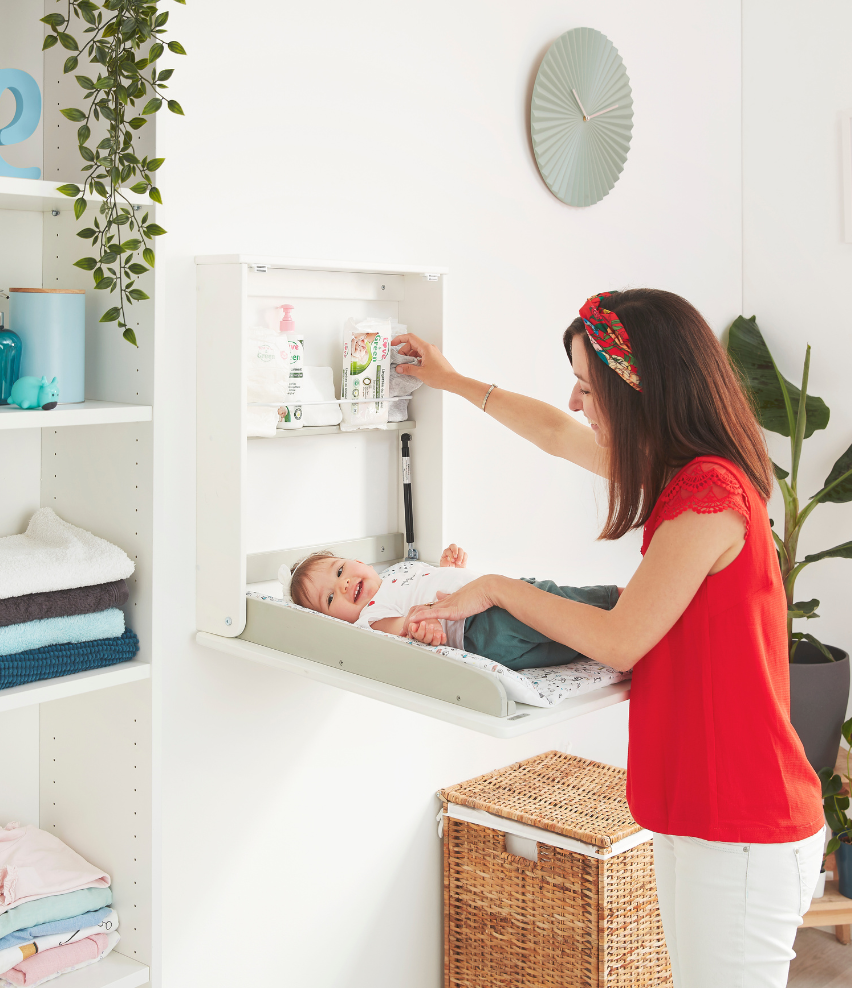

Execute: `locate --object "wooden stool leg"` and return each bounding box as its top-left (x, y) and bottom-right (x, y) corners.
top-left (835, 924), bottom-right (851, 945)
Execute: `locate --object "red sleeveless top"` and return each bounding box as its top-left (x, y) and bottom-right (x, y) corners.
top-left (626, 456), bottom-right (823, 843)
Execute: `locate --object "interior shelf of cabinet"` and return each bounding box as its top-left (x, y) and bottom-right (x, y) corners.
top-left (0, 660), bottom-right (150, 714)
top-left (46, 952), bottom-right (149, 988)
top-left (0, 176), bottom-right (147, 213)
top-left (255, 420), bottom-right (416, 440)
top-left (0, 401), bottom-right (153, 431)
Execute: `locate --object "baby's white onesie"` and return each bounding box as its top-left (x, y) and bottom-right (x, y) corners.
top-left (354, 559), bottom-right (477, 648)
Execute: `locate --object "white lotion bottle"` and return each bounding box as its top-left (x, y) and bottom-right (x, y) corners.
top-left (277, 303), bottom-right (304, 429)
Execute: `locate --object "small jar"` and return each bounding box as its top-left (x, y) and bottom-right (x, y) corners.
top-left (0, 312), bottom-right (22, 406)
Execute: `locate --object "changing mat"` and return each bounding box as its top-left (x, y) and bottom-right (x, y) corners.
top-left (246, 586), bottom-right (628, 709)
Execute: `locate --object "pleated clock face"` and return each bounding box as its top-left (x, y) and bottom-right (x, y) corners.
top-left (531, 28), bottom-right (633, 207)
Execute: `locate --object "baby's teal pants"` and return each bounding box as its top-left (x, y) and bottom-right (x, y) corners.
top-left (462, 580), bottom-right (618, 670)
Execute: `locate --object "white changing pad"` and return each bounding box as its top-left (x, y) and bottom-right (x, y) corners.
top-left (246, 580), bottom-right (629, 709)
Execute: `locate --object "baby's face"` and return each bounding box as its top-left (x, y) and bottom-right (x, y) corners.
top-left (305, 556), bottom-right (381, 623)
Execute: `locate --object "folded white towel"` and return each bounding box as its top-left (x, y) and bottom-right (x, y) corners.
top-left (246, 404), bottom-right (278, 438)
top-left (299, 367), bottom-right (342, 428)
top-left (0, 510), bottom-right (135, 600)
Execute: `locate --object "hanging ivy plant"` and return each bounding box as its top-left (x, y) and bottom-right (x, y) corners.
top-left (43, 0), bottom-right (187, 346)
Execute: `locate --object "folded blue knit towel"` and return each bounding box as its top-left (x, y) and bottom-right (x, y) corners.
top-left (0, 608), bottom-right (125, 656)
top-left (0, 629), bottom-right (139, 690)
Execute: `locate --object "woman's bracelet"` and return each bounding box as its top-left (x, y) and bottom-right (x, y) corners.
top-left (481, 383), bottom-right (497, 411)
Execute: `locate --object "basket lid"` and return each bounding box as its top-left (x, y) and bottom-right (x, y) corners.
top-left (439, 751), bottom-right (640, 848)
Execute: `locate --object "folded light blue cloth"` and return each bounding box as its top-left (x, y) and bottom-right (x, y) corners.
top-left (0, 888), bottom-right (112, 940)
top-left (0, 608), bottom-right (124, 656)
top-left (0, 907), bottom-right (113, 950)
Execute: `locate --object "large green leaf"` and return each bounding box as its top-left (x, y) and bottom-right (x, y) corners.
top-left (818, 442), bottom-right (852, 504)
top-left (727, 316), bottom-right (830, 438)
top-left (803, 542), bottom-right (852, 563)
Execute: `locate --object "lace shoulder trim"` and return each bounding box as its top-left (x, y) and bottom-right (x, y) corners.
top-left (652, 459), bottom-right (751, 538)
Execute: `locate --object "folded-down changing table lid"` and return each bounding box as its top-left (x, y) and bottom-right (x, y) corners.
top-left (439, 750), bottom-right (644, 852)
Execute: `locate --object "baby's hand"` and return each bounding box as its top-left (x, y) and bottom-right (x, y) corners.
top-left (440, 544), bottom-right (468, 568)
top-left (402, 607), bottom-right (447, 645)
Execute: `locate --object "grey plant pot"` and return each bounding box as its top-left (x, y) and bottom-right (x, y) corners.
top-left (789, 643), bottom-right (850, 775)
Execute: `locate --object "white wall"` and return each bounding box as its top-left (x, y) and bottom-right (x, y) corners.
top-left (153, 2), bottom-right (742, 986)
top-left (743, 0), bottom-right (852, 681)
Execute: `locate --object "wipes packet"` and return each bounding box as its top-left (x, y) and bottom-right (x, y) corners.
top-left (340, 317), bottom-right (392, 431)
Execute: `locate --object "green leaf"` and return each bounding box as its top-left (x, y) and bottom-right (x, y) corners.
top-left (63, 56), bottom-right (79, 74)
top-left (141, 98), bottom-right (162, 115)
top-left (843, 717), bottom-right (852, 747)
top-left (95, 76), bottom-right (115, 90)
top-left (77, 124), bottom-right (91, 144)
top-left (76, 75), bottom-right (96, 90)
top-left (57, 32), bottom-right (79, 51)
top-left (123, 327), bottom-right (138, 346)
top-left (79, 145), bottom-right (95, 162)
top-left (819, 767), bottom-right (843, 798)
top-left (94, 278), bottom-right (115, 291)
top-left (803, 542), bottom-right (852, 564)
top-left (167, 99), bottom-right (184, 115)
top-left (100, 251), bottom-right (118, 264)
top-left (127, 289), bottom-right (150, 301)
top-left (41, 13), bottom-right (66, 27)
top-left (57, 184), bottom-right (81, 198)
top-left (147, 157), bottom-right (165, 171)
top-left (120, 239), bottom-right (142, 251)
top-left (128, 117), bottom-right (148, 130)
top-left (73, 257), bottom-right (98, 271)
top-left (127, 263), bottom-right (148, 275)
top-left (76, 228), bottom-right (97, 239)
top-left (143, 224), bottom-right (167, 237)
top-left (791, 632), bottom-right (835, 661)
top-left (143, 248), bottom-right (155, 267)
top-left (157, 68), bottom-right (174, 81)
top-left (148, 186), bottom-right (162, 204)
top-left (826, 835), bottom-right (842, 856)
top-left (129, 181), bottom-right (148, 194)
top-left (791, 598), bottom-right (820, 616)
top-left (772, 461), bottom-right (789, 481)
top-left (60, 107), bottom-right (86, 122)
top-left (727, 316), bottom-right (830, 439)
top-left (167, 40), bottom-right (187, 55)
top-left (74, 196), bottom-right (87, 220)
top-left (148, 43), bottom-right (164, 62)
top-left (100, 307), bottom-right (121, 323)
top-left (42, 35), bottom-right (59, 51)
top-left (815, 442), bottom-right (852, 505)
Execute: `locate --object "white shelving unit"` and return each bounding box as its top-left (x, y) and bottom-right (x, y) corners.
top-left (254, 419), bottom-right (415, 440)
top-left (1, 160), bottom-right (154, 988)
top-left (0, 401), bottom-right (152, 430)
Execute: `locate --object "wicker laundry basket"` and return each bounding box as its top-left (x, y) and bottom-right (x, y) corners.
top-left (439, 751), bottom-right (672, 988)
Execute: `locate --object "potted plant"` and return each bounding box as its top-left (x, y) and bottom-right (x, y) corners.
top-left (818, 719), bottom-right (852, 898)
top-left (728, 317), bottom-right (851, 773)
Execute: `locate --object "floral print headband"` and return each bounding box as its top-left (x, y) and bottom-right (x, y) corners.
top-left (579, 292), bottom-right (642, 393)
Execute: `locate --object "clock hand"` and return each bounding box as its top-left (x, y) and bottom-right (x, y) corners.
top-left (571, 88), bottom-right (590, 120)
top-left (586, 103), bottom-right (619, 121)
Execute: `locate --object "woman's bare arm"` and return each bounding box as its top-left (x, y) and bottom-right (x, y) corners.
top-left (404, 508), bottom-right (747, 671)
top-left (393, 333), bottom-right (605, 476)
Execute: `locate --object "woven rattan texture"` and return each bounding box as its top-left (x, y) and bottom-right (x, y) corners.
top-left (443, 817), bottom-right (671, 988)
top-left (440, 751), bottom-right (640, 848)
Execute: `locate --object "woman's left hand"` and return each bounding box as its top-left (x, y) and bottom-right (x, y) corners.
top-left (403, 575), bottom-right (501, 637)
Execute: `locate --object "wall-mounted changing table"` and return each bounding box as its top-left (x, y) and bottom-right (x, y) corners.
top-left (195, 255), bottom-right (630, 737)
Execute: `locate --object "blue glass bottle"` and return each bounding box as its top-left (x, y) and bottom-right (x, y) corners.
top-left (0, 312), bottom-right (22, 405)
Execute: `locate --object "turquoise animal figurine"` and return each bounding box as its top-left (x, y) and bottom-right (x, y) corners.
top-left (8, 376), bottom-right (59, 410)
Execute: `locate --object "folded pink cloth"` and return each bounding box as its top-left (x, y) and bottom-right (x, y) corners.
top-left (0, 824), bottom-right (109, 915)
top-left (3, 933), bottom-right (108, 986)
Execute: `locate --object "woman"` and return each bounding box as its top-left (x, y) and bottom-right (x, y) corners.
top-left (394, 289), bottom-right (824, 988)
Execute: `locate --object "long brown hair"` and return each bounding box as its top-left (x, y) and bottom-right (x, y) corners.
top-left (564, 288), bottom-right (772, 540)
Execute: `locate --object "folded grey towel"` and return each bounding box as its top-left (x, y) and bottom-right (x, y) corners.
top-left (389, 345), bottom-right (422, 421)
top-left (0, 580), bottom-right (129, 628)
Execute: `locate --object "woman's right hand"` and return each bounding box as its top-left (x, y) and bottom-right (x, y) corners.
top-left (392, 333), bottom-right (459, 392)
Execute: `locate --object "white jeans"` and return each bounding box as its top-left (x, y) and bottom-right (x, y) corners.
top-left (653, 828), bottom-right (824, 988)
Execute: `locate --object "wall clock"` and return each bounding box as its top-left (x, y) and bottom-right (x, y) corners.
top-left (531, 28), bottom-right (633, 207)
